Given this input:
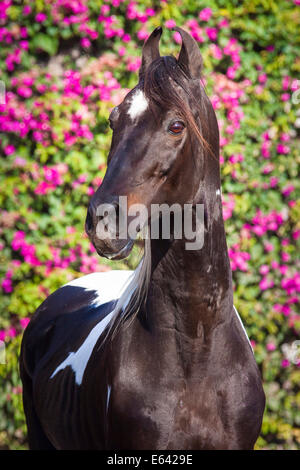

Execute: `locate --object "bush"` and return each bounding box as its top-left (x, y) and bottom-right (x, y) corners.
top-left (0, 0), bottom-right (299, 449)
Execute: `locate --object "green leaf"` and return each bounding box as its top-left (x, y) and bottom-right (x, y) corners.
top-left (32, 34), bottom-right (59, 56)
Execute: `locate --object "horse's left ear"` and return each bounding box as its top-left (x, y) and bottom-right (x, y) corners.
top-left (139, 26), bottom-right (162, 79)
top-left (173, 26), bottom-right (203, 79)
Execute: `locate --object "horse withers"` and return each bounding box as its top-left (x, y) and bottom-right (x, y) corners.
top-left (20, 27), bottom-right (265, 450)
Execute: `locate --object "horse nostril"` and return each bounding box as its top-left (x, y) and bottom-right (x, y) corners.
top-left (85, 206), bottom-right (94, 234)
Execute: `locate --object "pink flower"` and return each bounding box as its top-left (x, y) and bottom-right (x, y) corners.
top-left (281, 252), bottom-right (290, 262)
top-left (259, 265), bottom-right (269, 275)
top-left (8, 327), bottom-right (16, 338)
top-left (1, 278), bottom-right (12, 293)
top-left (122, 33), bottom-right (131, 42)
top-left (137, 28), bottom-right (149, 40)
top-left (258, 73), bottom-right (267, 84)
top-left (281, 359), bottom-right (290, 368)
top-left (226, 66), bottom-right (236, 79)
top-left (218, 18), bottom-right (229, 28)
top-left (281, 93), bottom-right (290, 102)
top-left (173, 31), bottom-right (182, 44)
top-left (277, 143), bottom-right (289, 154)
top-left (20, 318), bottom-right (30, 329)
top-left (282, 185), bottom-right (294, 197)
top-left (267, 343), bottom-right (276, 351)
top-left (282, 76), bottom-right (290, 91)
top-left (23, 5), bottom-right (32, 15)
top-left (4, 144), bottom-right (15, 155)
top-left (199, 7), bottom-right (212, 21)
top-left (165, 19), bottom-right (176, 29)
top-left (17, 86), bottom-right (32, 98)
top-left (80, 37), bottom-right (91, 48)
top-left (205, 27), bottom-right (217, 41)
top-left (264, 242), bottom-right (274, 252)
top-left (35, 12), bottom-right (47, 23)
top-left (292, 229), bottom-right (300, 240)
top-left (259, 277), bottom-right (274, 291)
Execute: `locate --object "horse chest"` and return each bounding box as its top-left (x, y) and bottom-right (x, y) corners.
top-left (107, 341), bottom-right (262, 451)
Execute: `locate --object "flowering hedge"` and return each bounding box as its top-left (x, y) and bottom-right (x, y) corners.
top-left (0, 0), bottom-right (299, 450)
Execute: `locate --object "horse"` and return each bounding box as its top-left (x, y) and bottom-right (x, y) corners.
top-left (20, 26), bottom-right (265, 450)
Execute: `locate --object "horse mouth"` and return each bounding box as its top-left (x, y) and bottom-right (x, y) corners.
top-left (95, 239), bottom-right (134, 260)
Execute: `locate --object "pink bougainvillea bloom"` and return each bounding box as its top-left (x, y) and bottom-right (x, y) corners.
top-left (281, 93), bottom-right (290, 101)
top-left (281, 252), bottom-right (290, 262)
top-left (226, 66), bottom-right (236, 79)
top-left (80, 37), bottom-right (91, 48)
top-left (122, 33), bottom-right (131, 42)
top-left (23, 5), bottom-right (32, 15)
top-left (35, 13), bottom-right (47, 23)
top-left (20, 317), bottom-right (30, 329)
top-left (267, 343), bottom-right (276, 351)
top-left (259, 265), bottom-right (269, 275)
top-left (281, 359), bottom-right (290, 368)
top-left (8, 327), bottom-right (16, 338)
top-left (277, 143), bottom-right (289, 154)
top-left (282, 76), bottom-right (290, 90)
top-left (137, 28), bottom-right (149, 40)
top-left (100, 5), bottom-right (110, 15)
top-left (199, 7), bottom-right (212, 21)
top-left (1, 278), bottom-right (12, 293)
top-left (4, 144), bottom-right (15, 155)
top-left (282, 185), bottom-right (294, 197)
top-left (264, 242), bottom-right (274, 252)
top-left (17, 86), bottom-right (32, 98)
top-left (258, 73), bottom-right (267, 84)
top-left (259, 277), bottom-right (274, 291)
top-left (118, 46), bottom-right (126, 56)
top-left (218, 18), bottom-right (229, 28)
top-left (205, 27), bottom-right (217, 41)
top-left (165, 19), bottom-right (176, 29)
top-left (280, 132), bottom-right (290, 142)
top-left (292, 229), bottom-right (300, 240)
top-left (173, 31), bottom-right (182, 44)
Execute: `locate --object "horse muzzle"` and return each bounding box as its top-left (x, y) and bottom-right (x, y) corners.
top-left (85, 202), bottom-right (134, 260)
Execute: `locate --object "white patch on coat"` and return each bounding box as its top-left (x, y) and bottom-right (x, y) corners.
top-left (233, 305), bottom-right (253, 352)
top-left (127, 89), bottom-right (148, 120)
top-left (50, 270), bottom-right (134, 385)
top-left (64, 270), bottom-right (133, 307)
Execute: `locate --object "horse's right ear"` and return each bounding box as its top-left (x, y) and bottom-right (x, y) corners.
top-left (139, 27), bottom-right (162, 80)
top-left (173, 26), bottom-right (203, 79)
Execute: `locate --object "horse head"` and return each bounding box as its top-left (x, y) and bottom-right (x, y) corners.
top-left (85, 26), bottom-right (220, 260)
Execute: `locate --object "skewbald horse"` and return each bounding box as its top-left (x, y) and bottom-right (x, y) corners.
top-left (20, 27), bottom-right (265, 450)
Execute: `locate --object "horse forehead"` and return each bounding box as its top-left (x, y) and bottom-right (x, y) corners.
top-left (126, 88), bottom-right (149, 121)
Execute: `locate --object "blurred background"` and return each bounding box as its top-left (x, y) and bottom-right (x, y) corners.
top-left (0, 0), bottom-right (299, 450)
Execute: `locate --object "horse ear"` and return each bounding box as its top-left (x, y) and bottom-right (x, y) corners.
top-left (173, 26), bottom-right (203, 79)
top-left (139, 27), bottom-right (162, 79)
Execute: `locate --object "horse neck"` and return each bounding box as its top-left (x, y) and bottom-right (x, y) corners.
top-left (144, 182), bottom-right (233, 340)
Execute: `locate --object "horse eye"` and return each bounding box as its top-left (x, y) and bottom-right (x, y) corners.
top-left (168, 121), bottom-right (185, 135)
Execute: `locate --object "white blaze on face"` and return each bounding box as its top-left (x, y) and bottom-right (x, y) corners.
top-left (127, 89), bottom-right (148, 121)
